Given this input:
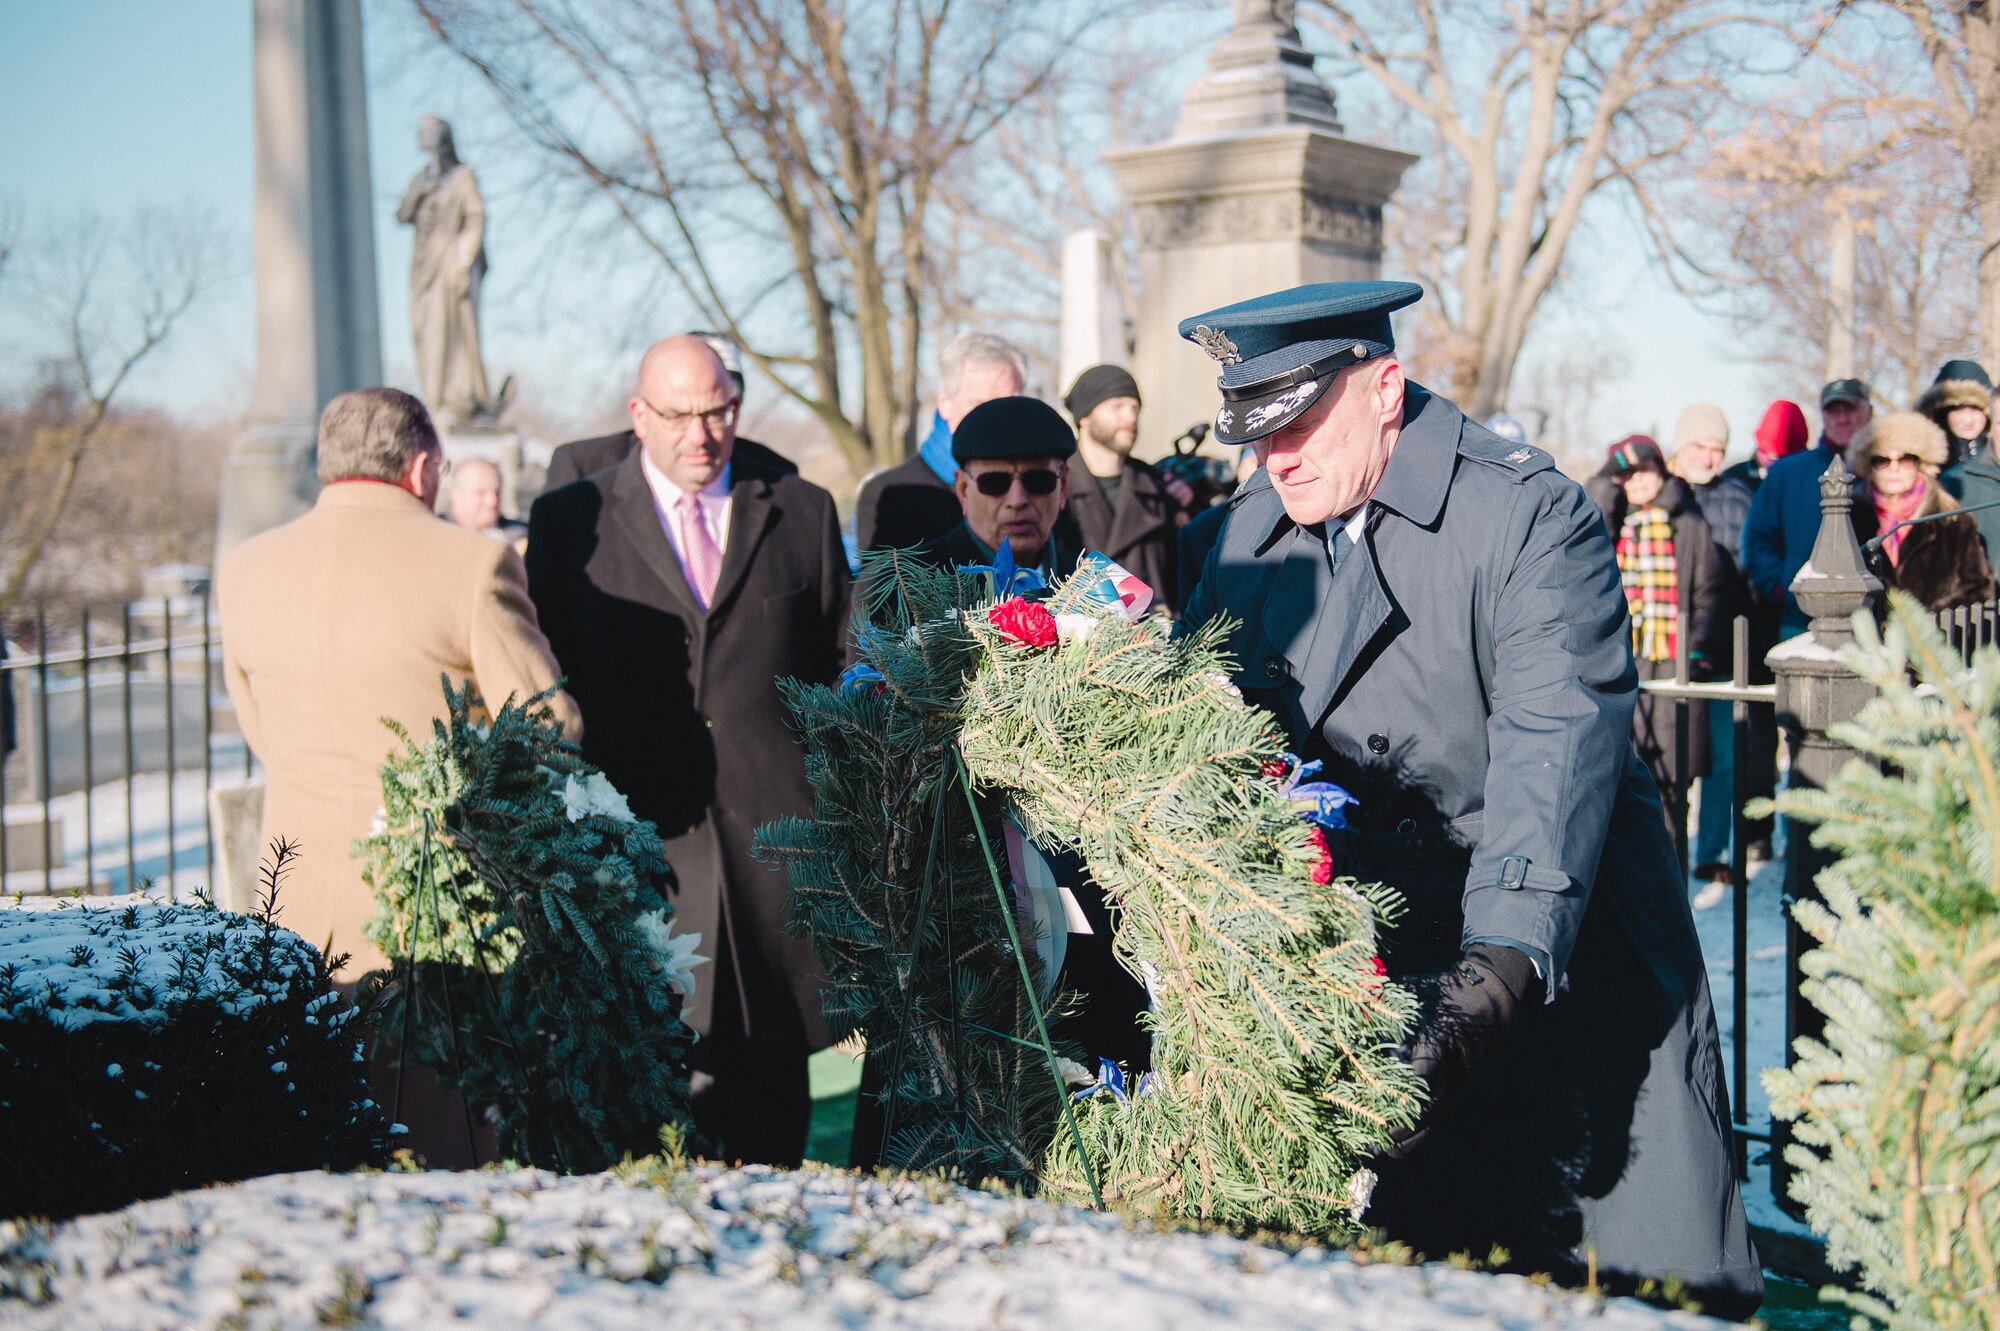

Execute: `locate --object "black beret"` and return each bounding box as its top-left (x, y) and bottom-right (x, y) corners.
top-left (1062, 364), bottom-right (1142, 422)
top-left (950, 396), bottom-right (1076, 465)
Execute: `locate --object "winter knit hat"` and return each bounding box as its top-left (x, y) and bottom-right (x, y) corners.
top-left (1062, 364), bottom-right (1142, 424)
top-left (1597, 434), bottom-right (1665, 478)
top-left (1851, 411), bottom-right (1950, 477)
top-left (1671, 402), bottom-right (1729, 452)
top-left (1753, 400), bottom-right (1809, 464)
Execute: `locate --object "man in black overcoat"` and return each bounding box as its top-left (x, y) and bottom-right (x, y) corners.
top-left (527, 335), bottom-right (851, 1166)
top-left (1178, 282), bottom-right (1761, 1315)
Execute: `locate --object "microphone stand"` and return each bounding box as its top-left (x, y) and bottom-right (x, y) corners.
top-left (1862, 495), bottom-right (2000, 555)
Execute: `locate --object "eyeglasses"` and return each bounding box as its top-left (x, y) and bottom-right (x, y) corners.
top-left (1869, 453), bottom-right (1921, 469)
top-left (642, 396), bottom-right (738, 433)
top-left (971, 468), bottom-right (1063, 497)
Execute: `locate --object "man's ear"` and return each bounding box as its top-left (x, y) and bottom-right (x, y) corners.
top-left (1376, 358), bottom-right (1406, 424)
top-left (953, 469), bottom-right (971, 505)
top-left (1056, 465), bottom-right (1071, 506)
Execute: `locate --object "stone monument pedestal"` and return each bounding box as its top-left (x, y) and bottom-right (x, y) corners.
top-left (1103, 4), bottom-right (1416, 460)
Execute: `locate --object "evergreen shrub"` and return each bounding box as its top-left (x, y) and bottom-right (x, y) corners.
top-left (0, 860), bottom-right (386, 1221)
top-left (1764, 593), bottom-right (2000, 1329)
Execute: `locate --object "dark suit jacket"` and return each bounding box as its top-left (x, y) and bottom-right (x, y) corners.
top-left (1064, 458), bottom-right (1182, 609)
top-left (854, 455), bottom-right (962, 552)
top-left (526, 446), bottom-right (849, 1046)
top-left (544, 430), bottom-right (795, 492)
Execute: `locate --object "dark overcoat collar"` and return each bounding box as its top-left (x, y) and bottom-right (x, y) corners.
top-left (605, 444), bottom-right (783, 622)
top-left (1238, 383), bottom-right (1459, 731)
top-left (1068, 457), bottom-right (1174, 555)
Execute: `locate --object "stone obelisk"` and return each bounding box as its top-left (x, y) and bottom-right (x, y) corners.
top-left (1105, 1), bottom-right (1417, 458)
top-left (216, 0), bottom-right (382, 556)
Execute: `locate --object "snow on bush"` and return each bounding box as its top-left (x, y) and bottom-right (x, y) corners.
top-left (0, 1163), bottom-right (1726, 1328)
top-left (0, 892), bottom-right (386, 1221)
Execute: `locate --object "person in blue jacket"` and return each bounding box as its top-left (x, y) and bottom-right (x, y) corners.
top-left (1740, 379), bottom-right (1873, 638)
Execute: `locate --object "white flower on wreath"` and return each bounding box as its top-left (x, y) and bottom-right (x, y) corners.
top-left (634, 909), bottom-right (706, 1000)
top-left (1055, 1054), bottom-right (1096, 1089)
top-left (1054, 613), bottom-right (1102, 644)
top-left (562, 771), bottom-right (634, 824)
top-left (368, 807), bottom-right (388, 837)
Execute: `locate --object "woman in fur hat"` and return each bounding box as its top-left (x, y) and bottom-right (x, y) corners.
top-left (1852, 411), bottom-right (1996, 613)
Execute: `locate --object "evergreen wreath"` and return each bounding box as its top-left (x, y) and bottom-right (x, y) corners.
top-left (356, 680), bottom-right (700, 1173)
top-left (1761, 593), bottom-right (2000, 1330)
top-left (760, 552), bottom-right (1421, 1236)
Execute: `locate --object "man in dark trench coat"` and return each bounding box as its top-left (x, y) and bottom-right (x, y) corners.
top-left (527, 335), bottom-right (850, 1167)
top-left (1177, 282), bottom-right (1762, 1315)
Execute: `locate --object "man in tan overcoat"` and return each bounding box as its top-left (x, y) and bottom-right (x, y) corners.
top-left (219, 387), bottom-right (580, 979)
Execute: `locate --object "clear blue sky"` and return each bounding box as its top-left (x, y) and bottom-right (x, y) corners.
top-left (0, 1), bottom-right (1786, 458)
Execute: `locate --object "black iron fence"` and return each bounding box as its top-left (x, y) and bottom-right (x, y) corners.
top-left (1, 594), bottom-right (254, 897)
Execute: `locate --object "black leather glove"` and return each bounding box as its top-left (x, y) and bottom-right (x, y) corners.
top-left (1379, 941), bottom-right (1542, 1160)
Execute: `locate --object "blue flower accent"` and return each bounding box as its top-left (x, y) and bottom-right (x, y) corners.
top-left (1277, 755), bottom-right (1359, 830)
top-left (956, 537), bottom-right (1047, 601)
top-left (1073, 1056), bottom-right (1157, 1104)
top-left (837, 663), bottom-right (886, 694)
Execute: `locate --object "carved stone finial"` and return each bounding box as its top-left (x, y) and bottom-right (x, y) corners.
top-left (1175, 0), bottom-right (1340, 139)
top-left (1790, 454), bottom-right (1881, 645)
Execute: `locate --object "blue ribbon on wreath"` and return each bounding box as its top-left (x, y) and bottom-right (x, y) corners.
top-left (956, 537), bottom-right (1047, 601)
top-left (1274, 754), bottom-right (1359, 831)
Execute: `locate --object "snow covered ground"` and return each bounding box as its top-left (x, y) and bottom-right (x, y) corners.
top-left (0, 1164), bottom-right (1726, 1329)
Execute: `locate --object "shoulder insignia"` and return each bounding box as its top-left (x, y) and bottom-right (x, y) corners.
top-left (1506, 447), bottom-right (1532, 463)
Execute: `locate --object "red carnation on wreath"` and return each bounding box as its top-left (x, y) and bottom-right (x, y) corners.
top-left (1307, 825), bottom-right (1335, 886)
top-left (1260, 758), bottom-right (1289, 780)
top-left (989, 598), bottom-right (1059, 648)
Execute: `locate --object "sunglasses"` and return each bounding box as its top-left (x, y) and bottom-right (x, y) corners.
top-left (971, 468), bottom-right (1062, 497)
top-left (1869, 453), bottom-right (1921, 469)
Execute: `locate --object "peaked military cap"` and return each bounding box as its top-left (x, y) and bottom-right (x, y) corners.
top-left (1177, 280), bottom-right (1423, 445)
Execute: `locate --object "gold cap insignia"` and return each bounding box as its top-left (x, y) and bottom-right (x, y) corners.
top-left (1191, 325), bottom-right (1242, 366)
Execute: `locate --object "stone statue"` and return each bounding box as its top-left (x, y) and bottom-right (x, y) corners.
top-left (396, 115), bottom-right (495, 425)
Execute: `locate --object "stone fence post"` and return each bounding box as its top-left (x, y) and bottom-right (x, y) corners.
top-left (1764, 452), bottom-right (1879, 1206)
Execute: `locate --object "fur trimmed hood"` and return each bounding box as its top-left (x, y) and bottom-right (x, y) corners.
top-left (1916, 375), bottom-right (1994, 421)
top-left (1853, 411), bottom-right (1952, 474)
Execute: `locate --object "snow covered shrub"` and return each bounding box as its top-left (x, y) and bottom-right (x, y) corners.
top-left (1764, 593), bottom-right (2000, 1330)
top-left (0, 859), bottom-right (386, 1221)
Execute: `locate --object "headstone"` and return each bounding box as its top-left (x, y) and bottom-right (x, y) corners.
top-left (208, 784), bottom-right (267, 915)
top-left (1105, 2), bottom-right (1417, 459)
top-left (215, 0), bottom-right (382, 558)
top-left (1059, 231), bottom-right (1126, 394)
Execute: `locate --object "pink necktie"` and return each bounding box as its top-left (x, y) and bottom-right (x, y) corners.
top-left (677, 491), bottom-right (722, 608)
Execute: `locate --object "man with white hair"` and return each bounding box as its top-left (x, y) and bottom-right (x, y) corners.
top-left (446, 456), bottom-right (527, 551)
top-left (853, 330), bottom-right (1027, 552)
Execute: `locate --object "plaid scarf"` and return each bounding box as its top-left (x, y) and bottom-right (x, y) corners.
top-left (1617, 505), bottom-right (1679, 663)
